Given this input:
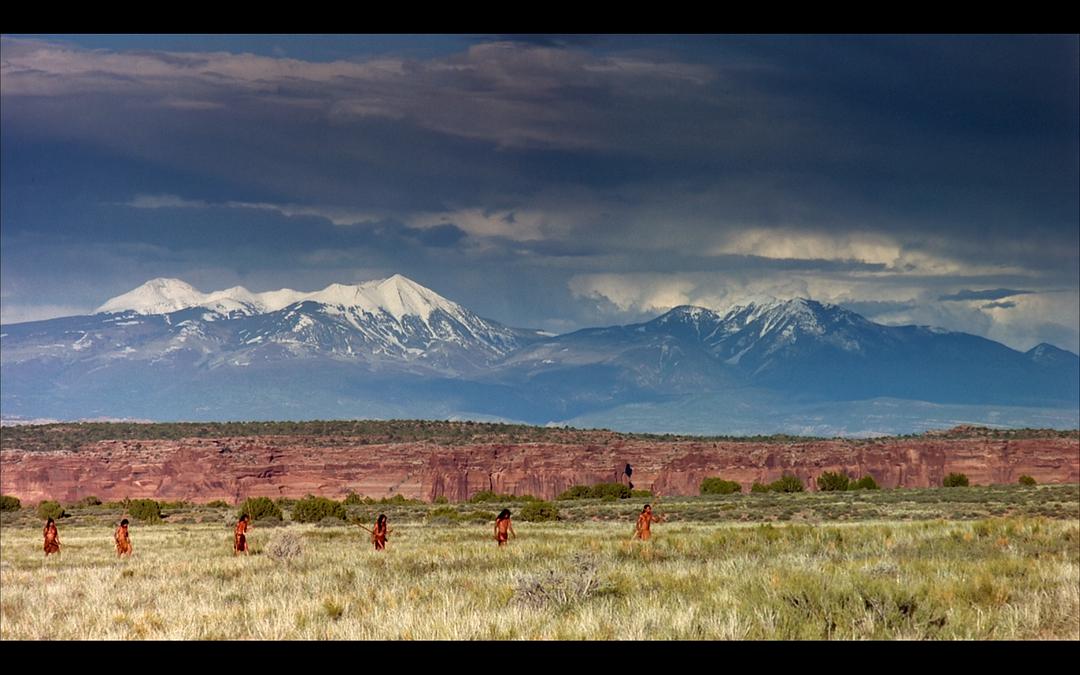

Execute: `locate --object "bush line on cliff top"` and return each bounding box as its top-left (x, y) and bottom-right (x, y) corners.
top-left (4, 421), bottom-right (1073, 453)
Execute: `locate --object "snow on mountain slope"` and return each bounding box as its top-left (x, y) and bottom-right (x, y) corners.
top-left (95, 274), bottom-right (471, 324)
top-left (712, 298), bottom-right (883, 359)
top-left (5, 286), bottom-right (1078, 425)
top-left (72, 275), bottom-right (540, 373)
top-left (95, 278), bottom-right (211, 315)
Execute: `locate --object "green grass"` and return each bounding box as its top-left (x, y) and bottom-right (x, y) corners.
top-left (2, 484), bottom-right (1076, 529)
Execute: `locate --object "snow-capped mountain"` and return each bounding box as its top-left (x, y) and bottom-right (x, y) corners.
top-left (96, 274), bottom-right (487, 324)
top-left (493, 298), bottom-right (1079, 407)
top-left (6, 275), bottom-right (543, 375)
top-left (1, 281), bottom-right (1077, 432)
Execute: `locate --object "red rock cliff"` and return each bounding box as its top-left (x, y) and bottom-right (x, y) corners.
top-left (2, 432), bottom-right (1077, 503)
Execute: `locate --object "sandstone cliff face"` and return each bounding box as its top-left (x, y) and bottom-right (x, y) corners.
top-left (1, 434), bottom-right (1077, 503)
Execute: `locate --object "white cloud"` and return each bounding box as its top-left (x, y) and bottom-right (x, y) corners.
top-left (569, 273), bottom-right (698, 313)
top-left (0, 303), bottom-right (94, 325)
top-left (711, 228), bottom-right (1030, 276)
top-left (568, 271), bottom-right (930, 316)
top-left (125, 194), bottom-right (209, 209)
top-left (566, 271), bottom-right (1080, 352)
top-left (223, 202), bottom-right (381, 226)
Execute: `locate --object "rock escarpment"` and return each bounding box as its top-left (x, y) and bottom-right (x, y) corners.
top-left (2, 430), bottom-right (1077, 503)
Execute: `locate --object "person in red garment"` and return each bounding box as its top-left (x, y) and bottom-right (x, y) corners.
top-left (234, 514), bottom-right (251, 556)
top-left (371, 514), bottom-right (392, 551)
top-left (494, 509), bottom-right (516, 546)
top-left (115, 518), bottom-right (133, 557)
top-left (43, 517), bottom-right (61, 556)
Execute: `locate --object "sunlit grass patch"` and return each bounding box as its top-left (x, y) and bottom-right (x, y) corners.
top-left (1, 495), bottom-right (1077, 639)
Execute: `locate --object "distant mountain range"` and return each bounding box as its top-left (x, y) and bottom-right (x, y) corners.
top-left (2, 275), bottom-right (1077, 436)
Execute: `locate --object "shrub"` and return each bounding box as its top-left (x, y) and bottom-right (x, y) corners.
top-left (266, 530), bottom-right (303, 562)
top-left (556, 483), bottom-right (632, 500)
top-left (589, 483), bottom-right (632, 500)
top-left (630, 489), bottom-right (653, 498)
top-left (159, 500), bottom-right (191, 510)
top-left (851, 475), bottom-right (880, 490)
top-left (513, 554), bottom-right (605, 609)
top-left (816, 471), bottom-right (850, 492)
top-left (1018, 475), bottom-right (1037, 486)
top-left (238, 496), bottom-right (283, 521)
top-left (343, 492), bottom-right (365, 506)
top-left (126, 498), bottom-right (162, 523)
top-left (556, 485), bottom-right (592, 500)
top-left (205, 500), bottom-right (230, 508)
top-left (275, 497), bottom-right (297, 509)
top-left (519, 500), bottom-right (560, 522)
top-left (750, 482), bottom-right (769, 493)
top-left (76, 495), bottom-right (102, 507)
top-left (770, 474), bottom-right (805, 493)
top-left (379, 494), bottom-right (422, 505)
top-left (943, 473), bottom-right (970, 488)
top-left (700, 477), bottom-right (742, 495)
top-left (37, 500), bottom-right (64, 520)
top-left (469, 490), bottom-right (531, 503)
top-left (427, 506), bottom-right (460, 522)
top-left (291, 495), bottom-right (346, 523)
top-left (433, 495), bottom-right (449, 504)
top-left (0, 495), bottom-right (21, 512)
top-left (466, 510), bottom-right (496, 523)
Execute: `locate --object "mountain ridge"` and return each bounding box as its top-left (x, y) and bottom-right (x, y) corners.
top-left (3, 275), bottom-right (1077, 433)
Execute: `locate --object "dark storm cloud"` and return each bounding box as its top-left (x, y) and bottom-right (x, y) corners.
top-left (2, 36), bottom-right (1077, 350)
top-left (939, 289), bottom-right (1035, 302)
top-left (982, 301), bottom-right (1017, 310)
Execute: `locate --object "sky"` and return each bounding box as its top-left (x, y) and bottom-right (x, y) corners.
top-left (2, 35), bottom-right (1078, 352)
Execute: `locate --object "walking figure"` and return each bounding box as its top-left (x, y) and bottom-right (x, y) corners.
top-left (494, 509), bottom-right (516, 546)
top-left (234, 514), bottom-right (251, 556)
top-left (633, 504), bottom-right (663, 541)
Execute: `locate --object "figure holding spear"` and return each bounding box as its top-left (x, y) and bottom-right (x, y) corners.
top-left (371, 514), bottom-right (392, 551)
top-left (355, 514), bottom-right (393, 551)
top-left (632, 501), bottom-right (664, 541)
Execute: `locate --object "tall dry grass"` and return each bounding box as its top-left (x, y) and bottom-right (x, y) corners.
top-left (1, 516), bottom-right (1076, 639)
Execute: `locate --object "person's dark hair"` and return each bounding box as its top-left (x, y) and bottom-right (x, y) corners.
top-left (240, 514), bottom-right (249, 522)
top-left (642, 504), bottom-right (651, 512)
top-left (46, 517), bottom-right (55, 525)
top-left (120, 518), bottom-right (129, 526)
top-left (376, 514), bottom-right (387, 527)
top-left (497, 509), bottom-right (511, 520)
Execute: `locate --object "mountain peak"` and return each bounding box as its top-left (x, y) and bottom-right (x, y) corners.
top-left (94, 274), bottom-right (461, 322)
top-left (1027, 342), bottom-right (1079, 363)
top-left (661, 305), bottom-right (721, 320)
top-left (95, 278), bottom-right (204, 315)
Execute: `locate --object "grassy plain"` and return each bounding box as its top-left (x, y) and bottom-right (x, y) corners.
top-left (1, 485), bottom-right (1077, 640)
